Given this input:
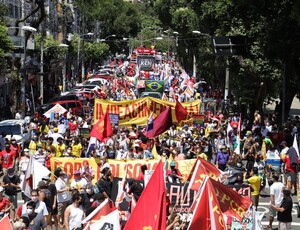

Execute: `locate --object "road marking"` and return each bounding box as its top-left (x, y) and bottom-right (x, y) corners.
top-left (261, 221), bottom-right (300, 226)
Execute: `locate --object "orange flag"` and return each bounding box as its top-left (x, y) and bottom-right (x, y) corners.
top-left (89, 111), bottom-right (113, 142)
top-left (188, 177), bottom-right (226, 230)
top-left (124, 160), bottom-right (166, 230)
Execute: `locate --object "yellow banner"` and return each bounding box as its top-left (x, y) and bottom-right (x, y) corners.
top-left (50, 158), bottom-right (196, 183)
top-left (94, 97), bottom-right (201, 126)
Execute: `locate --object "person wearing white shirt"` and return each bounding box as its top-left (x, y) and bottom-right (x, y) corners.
top-left (50, 127), bottom-right (64, 145)
top-left (267, 173), bottom-right (284, 229)
top-left (21, 189), bottom-right (48, 216)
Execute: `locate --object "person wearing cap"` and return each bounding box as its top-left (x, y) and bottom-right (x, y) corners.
top-left (2, 167), bottom-right (21, 221)
top-left (271, 188), bottom-right (293, 229)
top-left (55, 169), bottom-right (70, 228)
top-left (50, 127), bottom-right (64, 145)
top-left (70, 170), bottom-right (87, 194)
top-left (167, 161), bottom-right (182, 183)
top-left (0, 186), bottom-right (12, 219)
top-left (80, 160), bottom-right (95, 183)
top-left (33, 144), bottom-right (47, 166)
top-left (0, 142), bottom-right (16, 175)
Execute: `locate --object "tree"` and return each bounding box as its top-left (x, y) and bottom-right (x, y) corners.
top-left (154, 0), bottom-right (300, 122)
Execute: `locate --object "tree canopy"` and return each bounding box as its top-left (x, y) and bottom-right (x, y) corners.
top-left (154, 0), bottom-right (300, 119)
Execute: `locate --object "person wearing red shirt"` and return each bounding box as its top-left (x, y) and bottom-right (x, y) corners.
top-left (0, 186), bottom-right (12, 219)
top-left (10, 137), bottom-right (21, 173)
top-left (0, 142), bottom-right (16, 175)
top-left (167, 161), bottom-right (183, 183)
top-left (137, 165), bottom-right (147, 181)
top-left (281, 146), bottom-right (299, 195)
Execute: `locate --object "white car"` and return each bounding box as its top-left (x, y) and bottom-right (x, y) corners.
top-left (0, 119), bottom-right (30, 146)
top-left (76, 78), bottom-right (108, 87)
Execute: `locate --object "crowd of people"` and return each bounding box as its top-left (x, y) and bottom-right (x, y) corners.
top-left (0, 55), bottom-right (299, 229)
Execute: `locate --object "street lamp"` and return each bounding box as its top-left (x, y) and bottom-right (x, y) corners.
top-left (191, 30), bottom-right (212, 79)
top-left (77, 33), bottom-right (94, 82)
top-left (192, 30), bottom-right (211, 37)
top-left (140, 36), bottom-right (163, 46)
top-left (96, 34), bottom-right (116, 42)
top-left (40, 43), bottom-right (68, 104)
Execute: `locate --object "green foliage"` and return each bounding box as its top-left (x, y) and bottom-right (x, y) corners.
top-left (0, 25), bottom-right (13, 74)
top-left (74, 0), bottom-right (141, 37)
top-left (84, 41), bottom-right (110, 61)
top-left (35, 33), bottom-right (68, 59)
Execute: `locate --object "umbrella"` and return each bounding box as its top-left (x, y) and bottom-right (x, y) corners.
top-left (43, 103), bottom-right (67, 118)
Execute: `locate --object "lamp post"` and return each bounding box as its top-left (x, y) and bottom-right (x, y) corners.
top-left (40, 43), bottom-right (68, 104)
top-left (77, 32), bottom-right (94, 82)
top-left (96, 34), bottom-right (116, 43)
top-left (139, 37), bottom-right (163, 46)
top-left (192, 30), bottom-right (212, 80)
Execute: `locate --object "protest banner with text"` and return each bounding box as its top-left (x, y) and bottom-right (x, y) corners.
top-left (94, 97), bottom-right (201, 126)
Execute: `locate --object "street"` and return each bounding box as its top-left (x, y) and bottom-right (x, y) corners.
top-left (259, 195), bottom-right (300, 229)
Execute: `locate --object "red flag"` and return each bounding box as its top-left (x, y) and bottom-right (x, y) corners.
top-left (145, 107), bottom-right (173, 138)
top-left (82, 199), bottom-right (115, 225)
top-left (188, 177), bottom-right (226, 230)
top-left (124, 161), bottom-right (166, 230)
top-left (187, 157), bottom-right (222, 191)
top-left (175, 99), bottom-right (188, 122)
top-left (89, 111), bottom-right (113, 142)
top-left (0, 215), bottom-right (13, 229)
top-left (210, 179), bottom-right (252, 222)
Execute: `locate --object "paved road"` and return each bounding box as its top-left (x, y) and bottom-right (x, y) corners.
top-left (258, 194), bottom-right (300, 230)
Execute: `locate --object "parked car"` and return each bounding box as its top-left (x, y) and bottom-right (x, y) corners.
top-left (76, 78), bottom-right (108, 87)
top-left (47, 94), bottom-right (79, 104)
top-left (0, 119), bottom-right (30, 146)
top-left (44, 100), bottom-right (83, 116)
top-left (140, 92), bottom-right (162, 99)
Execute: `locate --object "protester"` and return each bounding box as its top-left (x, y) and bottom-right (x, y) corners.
top-left (55, 168), bottom-right (70, 227)
top-left (216, 145), bottom-right (230, 171)
top-left (271, 188), bottom-right (293, 230)
top-left (64, 193), bottom-right (84, 230)
top-left (167, 161), bottom-right (182, 183)
top-left (70, 170), bottom-right (87, 194)
top-left (22, 200), bottom-right (47, 230)
top-left (0, 142), bottom-right (16, 175)
top-left (266, 173), bottom-right (284, 229)
top-left (0, 186), bottom-right (12, 219)
top-left (281, 146), bottom-right (298, 195)
top-left (244, 167), bottom-right (261, 211)
top-left (2, 167), bottom-right (20, 220)
top-left (97, 167), bottom-right (113, 199)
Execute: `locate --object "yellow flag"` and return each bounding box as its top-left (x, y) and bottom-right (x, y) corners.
top-left (261, 141), bottom-right (267, 161)
top-left (152, 144), bottom-right (159, 160)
